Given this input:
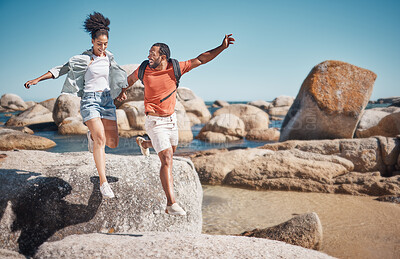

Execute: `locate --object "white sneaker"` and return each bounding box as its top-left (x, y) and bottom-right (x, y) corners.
top-left (166, 203), bottom-right (186, 216)
top-left (87, 131), bottom-right (94, 153)
top-left (136, 137), bottom-right (150, 156)
top-left (100, 182), bottom-right (115, 198)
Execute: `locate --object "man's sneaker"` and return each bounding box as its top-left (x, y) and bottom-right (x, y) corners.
top-left (100, 182), bottom-right (115, 198)
top-left (166, 203), bottom-right (186, 216)
top-left (136, 137), bottom-right (150, 156)
top-left (87, 131), bottom-right (94, 153)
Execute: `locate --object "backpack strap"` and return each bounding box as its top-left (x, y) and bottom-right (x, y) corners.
top-left (138, 60), bottom-right (149, 84)
top-left (170, 58), bottom-right (181, 87)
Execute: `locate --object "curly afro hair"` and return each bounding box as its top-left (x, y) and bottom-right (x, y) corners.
top-left (83, 12), bottom-right (110, 39)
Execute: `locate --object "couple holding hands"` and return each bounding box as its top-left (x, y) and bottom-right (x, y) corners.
top-left (25, 12), bottom-right (234, 216)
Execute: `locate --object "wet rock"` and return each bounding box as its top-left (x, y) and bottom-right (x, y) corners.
top-left (213, 104), bottom-right (269, 131)
top-left (0, 150), bottom-right (202, 256)
top-left (52, 94), bottom-right (81, 125)
top-left (5, 104), bottom-right (53, 127)
top-left (197, 114), bottom-right (246, 143)
top-left (280, 60), bottom-right (376, 141)
top-left (240, 212), bottom-right (323, 250)
top-left (58, 117), bottom-right (88, 135)
top-left (34, 232), bottom-right (334, 259)
top-left (0, 129), bottom-right (56, 151)
top-left (0, 94), bottom-right (28, 111)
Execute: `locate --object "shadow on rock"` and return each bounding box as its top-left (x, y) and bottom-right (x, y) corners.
top-left (7, 174), bottom-right (104, 257)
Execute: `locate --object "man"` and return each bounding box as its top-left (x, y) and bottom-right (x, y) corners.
top-left (117, 34), bottom-right (235, 215)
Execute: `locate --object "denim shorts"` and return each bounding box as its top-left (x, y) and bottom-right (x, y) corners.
top-left (80, 90), bottom-right (117, 123)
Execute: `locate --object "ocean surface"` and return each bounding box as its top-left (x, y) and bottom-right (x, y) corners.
top-left (0, 102), bottom-right (391, 155)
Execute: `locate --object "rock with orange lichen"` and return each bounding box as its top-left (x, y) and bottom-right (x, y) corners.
top-left (280, 60), bottom-right (377, 141)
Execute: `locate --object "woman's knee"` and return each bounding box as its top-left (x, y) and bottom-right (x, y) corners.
top-left (92, 132), bottom-right (106, 146)
top-left (159, 149), bottom-right (173, 166)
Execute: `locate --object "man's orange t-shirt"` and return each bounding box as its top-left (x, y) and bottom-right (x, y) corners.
top-left (134, 60), bottom-right (192, 116)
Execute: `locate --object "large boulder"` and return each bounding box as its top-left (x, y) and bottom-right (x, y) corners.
top-left (196, 114), bottom-right (246, 143)
top-left (0, 94), bottom-right (28, 111)
top-left (52, 94), bottom-right (81, 125)
top-left (0, 150), bottom-right (202, 256)
top-left (115, 109), bottom-right (130, 131)
top-left (58, 117), bottom-right (88, 135)
top-left (115, 64), bottom-right (144, 108)
top-left (120, 101), bottom-right (146, 130)
top-left (0, 129), bottom-right (56, 151)
top-left (5, 104), bottom-right (53, 127)
top-left (34, 232), bottom-right (334, 259)
top-left (240, 212), bottom-right (323, 250)
top-left (356, 112), bottom-right (400, 138)
top-left (280, 60), bottom-right (377, 141)
top-left (175, 101), bottom-right (194, 143)
top-left (178, 88), bottom-right (211, 124)
top-left (213, 104), bottom-right (270, 131)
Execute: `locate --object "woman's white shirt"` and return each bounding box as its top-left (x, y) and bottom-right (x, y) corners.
top-left (84, 55), bottom-right (110, 92)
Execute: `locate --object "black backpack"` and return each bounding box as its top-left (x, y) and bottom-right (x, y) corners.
top-left (138, 59), bottom-right (181, 103)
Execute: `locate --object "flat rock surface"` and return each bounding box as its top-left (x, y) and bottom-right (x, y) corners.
top-left (34, 232), bottom-right (335, 259)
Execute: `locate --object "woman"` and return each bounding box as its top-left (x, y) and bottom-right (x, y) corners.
top-left (24, 12), bottom-right (127, 198)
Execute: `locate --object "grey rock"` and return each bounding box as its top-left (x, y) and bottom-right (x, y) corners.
top-left (197, 114), bottom-right (246, 143)
top-left (247, 100), bottom-right (273, 111)
top-left (213, 104), bottom-right (270, 131)
top-left (39, 98), bottom-right (57, 112)
top-left (272, 95), bottom-right (294, 107)
top-left (212, 100), bottom-right (230, 107)
top-left (58, 117), bottom-right (88, 135)
top-left (34, 232), bottom-right (335, 259)
top-left (0, 94), bottom-right (27, 111)
top-left (5, 104), bottom-right (53, 127)
top-left (53, 94), bottom-right (81, 125)
top-left (0, 150), bottom-right (202, 256)
top-left (240, 212), bottom-right (323, 250)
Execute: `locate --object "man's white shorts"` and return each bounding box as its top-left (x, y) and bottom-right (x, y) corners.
top-left (145, 112), bottom-right (179, 154)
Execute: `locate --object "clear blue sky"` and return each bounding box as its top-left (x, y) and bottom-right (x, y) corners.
top-left (1, 0), bottom-right (399, 102)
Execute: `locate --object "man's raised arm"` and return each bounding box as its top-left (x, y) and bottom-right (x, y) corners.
top-left (190, 34), bottom-right (235, 70)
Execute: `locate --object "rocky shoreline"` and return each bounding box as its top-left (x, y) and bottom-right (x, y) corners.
top-left (1, 60), bottom-right (399, 258)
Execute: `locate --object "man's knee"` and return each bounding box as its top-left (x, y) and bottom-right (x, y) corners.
top-left (158, 148), bottom-right (173, 166)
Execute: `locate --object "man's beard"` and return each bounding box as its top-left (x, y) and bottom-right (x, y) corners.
top-left (149, 57), bottom-right (161, 69)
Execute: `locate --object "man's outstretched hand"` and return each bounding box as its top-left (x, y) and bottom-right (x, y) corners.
top-left (222, 34), bottom-right (235, 49)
